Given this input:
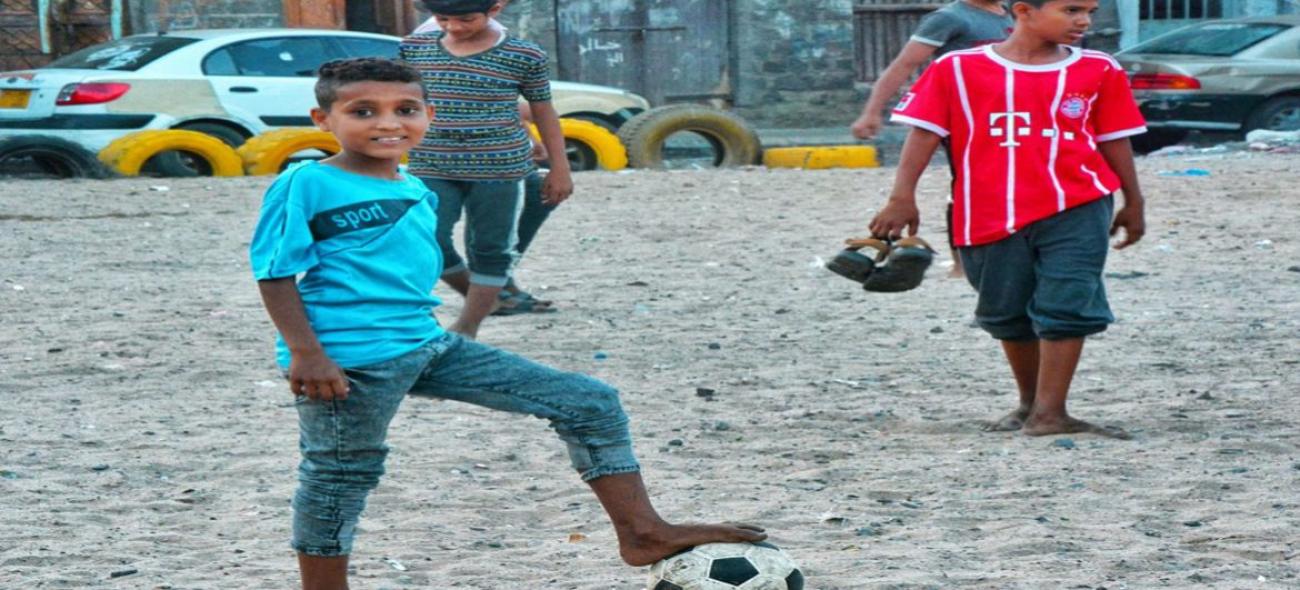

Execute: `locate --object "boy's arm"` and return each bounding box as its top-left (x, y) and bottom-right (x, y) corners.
top-left (851, 41), bottom-right (939, 140)
top-left (517, 101), bottom-right (548, 161)
top-left (257, 278), bottom-right (350, 401)
top-left (1098, 138), bottom-right (1146, 249)
top-left (868, 127), bottom-right (944, 239)
top-left (529, 101), bottom-right (572, 204)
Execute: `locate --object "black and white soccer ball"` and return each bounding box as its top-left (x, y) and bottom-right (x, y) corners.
top-left (647, 541), bottom-right (804, 590)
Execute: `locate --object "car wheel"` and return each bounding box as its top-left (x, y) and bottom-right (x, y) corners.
top-left (0, 135), bottom-right (110, 179)
top-left (1245, 96), bottom-right (1300, 132)
top-left (144, 122), bottom-right (248, 177)
top-left (1129, 129), bottom-right (1189, 154)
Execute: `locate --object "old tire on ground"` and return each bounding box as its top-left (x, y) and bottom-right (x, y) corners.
top-left (527, 118), bottom-right (628, 171)
top-left (0, 135), bottom-right (109, 178)
top-left (237, 129), bottom-right (341, 176)
top-left (144, 122), bottom-right (250, 177)
top-left (99, 130), bottom-right (244, 177)
top-left (617, 104), bottom-right (761, 169)
top-left (559, 118), bottom-right (627, 171)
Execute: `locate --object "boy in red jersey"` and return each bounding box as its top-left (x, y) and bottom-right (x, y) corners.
top-left (870, 0), bottom-right (1146, 438)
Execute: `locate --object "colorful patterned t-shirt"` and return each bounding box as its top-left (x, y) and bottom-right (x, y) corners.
top-left (399, 32), bottom-right (552, 180)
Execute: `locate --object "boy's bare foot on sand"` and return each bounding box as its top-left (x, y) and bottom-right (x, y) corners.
top-left (1023, 414), bottom-right (1131, 440)
top-left (619, 522), bottom-right (767, 566)
top-left (982, 406), bottom-right (1031, 432)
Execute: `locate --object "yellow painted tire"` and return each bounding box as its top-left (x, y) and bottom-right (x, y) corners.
top-left (237, 129), bottom-right (341, 176)
top-left (98, 130), bottom-right (244, 177)
top-left (617, 105), bottom-right (762, 169)
top-left (763, 145), bottom-right (880, 170)
top-left (528, 118), bottom-right (628, 171)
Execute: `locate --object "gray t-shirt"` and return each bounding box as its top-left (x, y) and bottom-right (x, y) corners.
top-left (910, 1), bottom-right (1013, 56)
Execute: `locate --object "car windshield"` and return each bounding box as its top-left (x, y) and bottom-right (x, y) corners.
top-left (1123, 22), bottom-right (1289, 56)
top-left (45, 36), bottom-right (198, 71)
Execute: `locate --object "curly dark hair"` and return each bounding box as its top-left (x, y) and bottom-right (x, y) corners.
top-left (314, 57), bottom-right (424, 110)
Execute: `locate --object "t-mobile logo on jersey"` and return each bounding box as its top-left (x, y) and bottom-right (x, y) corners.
top-left (988, 111), bottom-right (1031, 147)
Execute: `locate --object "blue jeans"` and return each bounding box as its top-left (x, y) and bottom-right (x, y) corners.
top-left (507, 172), bottom-right (556, 291)
top-left (291, 332), bottom-right (640, 556)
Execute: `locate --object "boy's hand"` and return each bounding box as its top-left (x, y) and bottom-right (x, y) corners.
top-left (1110, 203), bottom-right (1145, 249)
top-left (868, 196), bottom-right (920, 240)
top-left (541, 169), bottom-right (573, 206)
top-left (289, 350), bottom-right (350, 401)
top-left (851, 111), bottom-right (884, 140)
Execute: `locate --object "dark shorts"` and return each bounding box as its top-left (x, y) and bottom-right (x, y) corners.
top-left (958, 196), bottom-right (1115, 341)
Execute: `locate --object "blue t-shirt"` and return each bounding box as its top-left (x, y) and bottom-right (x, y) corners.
top-left (249, 161), bottom-right (444, 369)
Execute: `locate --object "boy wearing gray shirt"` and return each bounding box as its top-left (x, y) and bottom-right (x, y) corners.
top-left (849, 0), bottom-right (1011, 278)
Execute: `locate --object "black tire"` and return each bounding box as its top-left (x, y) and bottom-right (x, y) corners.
top-left (144, 122), bottom-right (249, 177)
top-left (1245, 95), bottom-right (1300, 132)
top-left (617, 105), bottom-right (762, 169)
top-left (0, 134), bottom-right (109, 178)
top-left (1129, 129), bottom-right (1188, 154)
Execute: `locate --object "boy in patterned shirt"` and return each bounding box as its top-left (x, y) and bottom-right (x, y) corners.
top-left (401, 0), bottom-right (572, 338)
top-left (870, 0), bottom-right (1147, 438)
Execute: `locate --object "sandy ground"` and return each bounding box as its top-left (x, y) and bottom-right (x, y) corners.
top-left (1, 153), bottom-right (1298, 590)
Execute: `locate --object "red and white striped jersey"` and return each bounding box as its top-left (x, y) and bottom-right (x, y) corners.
top-left (891, 45), bottom-right (1146, 247)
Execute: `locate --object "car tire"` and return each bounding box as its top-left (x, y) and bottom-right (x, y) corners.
top-left (1129, 129), bottom-right (1189, 154)
top-left (617, 105), bottom-right (761, 169)
top-left (98, 130), bottom-right (244, 177)
top-left (0, 135), bottom-right (110, 179)
top-left (143, 122), bottom-right (249, 177)
top-left (1245, 95), bottom-right (1300, 133)
top-left (236, 128), bottom-right (342, 176)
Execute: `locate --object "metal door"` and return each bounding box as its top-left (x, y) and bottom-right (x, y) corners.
top-left (851, 1), bottom-right (943, 84)
top-left (556, 0), bottom-right (731, 106)
top-left (0, 0), bottom-right (125, 72)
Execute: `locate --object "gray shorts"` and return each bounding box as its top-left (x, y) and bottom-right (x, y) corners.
top-left (958, 196), bottom-right (1115, 341)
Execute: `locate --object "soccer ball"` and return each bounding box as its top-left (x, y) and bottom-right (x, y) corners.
top-left (647, 542), bottom-right (804, 590)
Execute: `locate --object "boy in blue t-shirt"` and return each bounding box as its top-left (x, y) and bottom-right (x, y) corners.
top-left (250, 58), bottom-right (763, 589)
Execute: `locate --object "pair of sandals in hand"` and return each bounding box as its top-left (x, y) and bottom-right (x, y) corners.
top-left (827, 236), bottom-right (936, 293)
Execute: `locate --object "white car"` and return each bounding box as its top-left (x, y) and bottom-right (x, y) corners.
top-left (0, 28), bottom-right (650, 174)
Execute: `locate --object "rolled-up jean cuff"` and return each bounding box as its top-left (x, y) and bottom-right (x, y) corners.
top-left (579, 463), bottom-right (642, 482)
top-left (469, 271), bottom-right (510, 287)
top-left (441, 262), bottom-right (467, 276)
top-left (1038, 323), bottom-right (1108, 341)
top-left (291, 542), bottom-right (348, 557)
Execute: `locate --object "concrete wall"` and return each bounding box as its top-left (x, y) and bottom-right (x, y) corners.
top-left (731, 0), bottom-right (859, 127)
top-left (131, 0), bottom-right (283, 34)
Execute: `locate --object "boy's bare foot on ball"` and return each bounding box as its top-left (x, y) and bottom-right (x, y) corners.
top-left (618, 522), bottom-right (768, 566)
